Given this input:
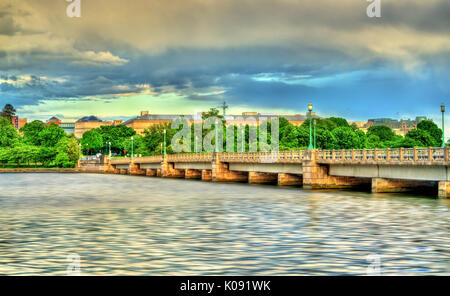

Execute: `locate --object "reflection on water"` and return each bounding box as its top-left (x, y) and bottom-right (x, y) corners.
top-left (0, 173), bottom-right (448, 275)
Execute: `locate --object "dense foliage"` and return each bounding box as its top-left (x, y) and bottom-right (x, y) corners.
top-left (0, 116), bottom-right (79, 168)
top-left (0, 104), bottom-right (446, 167)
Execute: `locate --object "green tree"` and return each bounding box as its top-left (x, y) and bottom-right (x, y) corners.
top-left (98, 125), bottom-right (136, 154)
top-left (405, 129), bottom-right (435, 147)
top-left (367, 125), bottom-right (396, 142)
top-left (332, 127), bottom-right (361, 149)
top-left (1, 104), bottom-right (16, 121)
top-left (20, 120), bottom-right (46, 146)
top-left (0, 117), bottom-right (18, 147)
top-left (81, 129), bottom-right (103, 154)
top-left (142, 123), bottom-right (177, 155)
top-left (56, 137), bottom-right (79, 166)
top-left (416, 120), bottom-right (442, 147)
top-left (39, 123), bottom-right (66, 147)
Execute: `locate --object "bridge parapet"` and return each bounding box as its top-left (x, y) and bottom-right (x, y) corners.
top-left (167, 153), bottom-right (213, 162)
top-left (110, 158), bottom-right (131, 165)
top-left (318, 147), bottom-right (449, 165)
top-left (133, 155), bottom-right (163, 164)
top-left (220, 151), bottom-right (303, 163)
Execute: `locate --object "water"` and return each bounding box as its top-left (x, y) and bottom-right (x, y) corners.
top-left (0, 173), bottom-right (448, 275)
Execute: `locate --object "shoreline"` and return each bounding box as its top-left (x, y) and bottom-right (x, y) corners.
top-left (0, 168), bottom-right (84, 173)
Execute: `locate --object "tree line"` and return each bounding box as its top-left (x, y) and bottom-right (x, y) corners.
top-left (0, 104), bottom-right (446, 168)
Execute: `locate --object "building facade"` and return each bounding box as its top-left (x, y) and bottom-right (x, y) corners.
top-left (124, 111), bottom-right (316, 135)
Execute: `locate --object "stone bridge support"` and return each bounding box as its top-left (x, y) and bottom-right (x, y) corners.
top-left (438, 181), bottom-right (450, 198)
top-left (278, 173), bottom-right (302, 186)
top-left (146, 168), bottom-right (158, 177)
top-left (248, 172), bottom-right (278, 184)
top-left (372, 178), bottom-right (437, 194)
top-left (129, 162), bottom-right (146, 176)
top-left (185, 169), bottom-right (202, 179)
top-left (212, 153), bottom-right (248, 182)
top-left (161, 156), bottom-right (185, 178)
top-left (202, 169), bottom-right (212, 181)
top-left (302, 150), bottom-right (370, 189)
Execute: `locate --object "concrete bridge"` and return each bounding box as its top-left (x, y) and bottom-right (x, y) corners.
top-left (103, 147), bottom-right (450, 198)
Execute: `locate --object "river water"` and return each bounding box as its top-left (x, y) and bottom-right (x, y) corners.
top-left (0, 173), bottom-right (448, 275)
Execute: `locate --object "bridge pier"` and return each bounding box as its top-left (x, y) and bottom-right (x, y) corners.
top-left (202, 169), bottom-right (212, 181)
top-left (146, 168), bottom-right (158, 177)
top-left (371, 178), bottom-right (437, 194)
top-left (185, 169), bottom-right (202, 179)
top-left (278, 173), bottom-right (302, 186)
top-left (438, 181), bottom-right (450, 198)
top-left (129, 162), bottom-right (146, 176)
top-left (302, 150), bottom-right (370, 189)
top-left (119, 169), bottom-right (128, 175)
top-left (212, 153), bottom-right (248, 182)
top-left (248, 172), bottom-right (278, 184)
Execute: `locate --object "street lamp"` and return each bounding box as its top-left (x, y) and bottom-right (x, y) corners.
top-left (131, 136), bottom-right (134, 158)
top-left (215, 119), bottom-right (219, 153)
top-left (313, 119), bottom-right (317, 149)
top-left (79, 143), bottom-right (82, 160)
top-left (308, 103), bottom-right (313, 149)
top-left (441, 104), bottom-right (446, 148)
top-left (241, 128), bottom-right (245, 152)
top-left (108, 142), bottom-right (111, 157)
top-left (163, 129), bottom-right (167, 155)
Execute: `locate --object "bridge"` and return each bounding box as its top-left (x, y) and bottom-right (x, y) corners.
top-left (101, 147), bottom-right (449, 198)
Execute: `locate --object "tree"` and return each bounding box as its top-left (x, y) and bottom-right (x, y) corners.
top-left (81, 129), bottom-right (103, 154)
top-left (315, 128), bottom-right (336, 149)
top-left (39, 123), bottom-right (66, 147)
top-left (98, 125), bottom-right (136, 154)
top-left (367, 125), bottom-right (396, 142)
top-left (142, 123), bottom-right (177, 155)
top-left (56, 137), bottom-right (79, 166)
top-left (1, 104), bottom-right (16, 121)
top-left (417, 120), bottom-right (442, 147)
top-left (0, 117), bottom-right (18, 147)
top-left (405, 129), bottom-right (435, 147)
top-left (332, 127), bottom-right (362, 149)
top-left (123, 134), bottom-right (148, 156)
top-left (21, 120), bottom-right (46, 146)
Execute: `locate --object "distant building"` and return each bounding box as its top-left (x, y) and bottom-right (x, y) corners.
top-left (11, 116), bottom-right (27, 130)
top-left (74, 115), bottom-right (123, 138)
top-left (124, 111), bottom-right (317, 135)
top-left (362, 116), bottom-right (430, 136)
top-left (46, 116), bottom-right (75, 135)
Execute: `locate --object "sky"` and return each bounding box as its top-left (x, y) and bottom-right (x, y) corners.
top-left (0, 0), bottom-right (449, 139)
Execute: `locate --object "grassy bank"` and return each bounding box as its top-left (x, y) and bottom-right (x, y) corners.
top-left (0, 168), bottom-right (83, 173)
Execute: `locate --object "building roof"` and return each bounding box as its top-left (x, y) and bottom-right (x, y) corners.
top-left (77, 115), bottom-right (102, 122)
top-left (48, 116), bottom-right (60, 122)
top-left (124, 113), bottom-right (314, 125)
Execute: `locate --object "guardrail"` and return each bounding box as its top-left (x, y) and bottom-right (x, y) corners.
top-left (317, 147), bottom-right (449, 164)
top-left (167, 153), bottom-right (213, 162)
top-left (133, 155), bottom-right (163, 164)
top-left (110, 158), bottom-right (131, 165)
top-left (108, 148), bottom-right (448, 166)
top-left (220, 151), bottom-right (303, 163)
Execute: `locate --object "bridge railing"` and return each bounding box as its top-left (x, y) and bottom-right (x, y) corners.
top-left (110, 158), bottom-right (131, 165)
top-left (220, 151), bottom-right (303, 163)
top-left (133, 155), bottom-right (163, 164)
top-left (318, 147), bottom-right (448, 164)
top-left (167, 153), bottom-right (213, 162)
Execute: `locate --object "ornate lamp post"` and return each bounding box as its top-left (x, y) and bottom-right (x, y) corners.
top-left (308, 103), bottom-right (313, 149)
top-left (131, 136), bottom-right (134, 158)
top-left (108, 142), bottom-right (111, 157)
top-left (79, 143), bottom-right (82, 160)
top-left (441, 104), bottom-right (446, 148)
top-left (163, 129), bottom-right (167, 155)
top-left (241, 128), bottom-right (245, 152)
top-left (313, 119), bottom-right (317, 149)
top-left (215, 119), bottom-right (219, 153)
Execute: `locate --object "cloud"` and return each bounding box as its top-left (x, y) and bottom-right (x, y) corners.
top-left (72, 51), bottom-right (129, 66)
